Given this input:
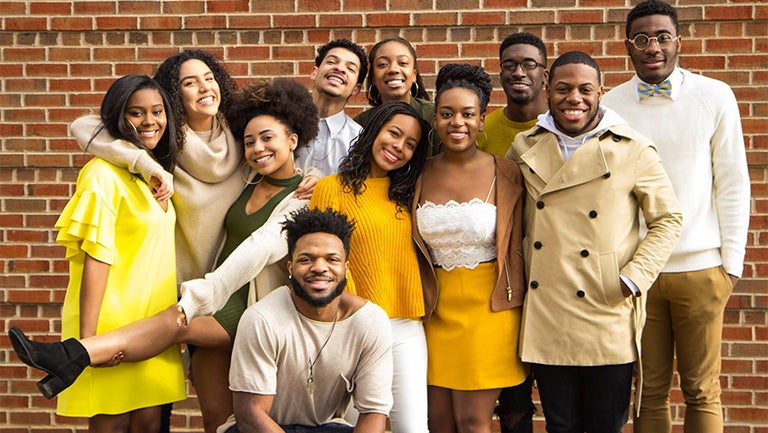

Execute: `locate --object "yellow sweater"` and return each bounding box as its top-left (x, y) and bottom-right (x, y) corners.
top-left (311, 174), bottom-right (424, 319)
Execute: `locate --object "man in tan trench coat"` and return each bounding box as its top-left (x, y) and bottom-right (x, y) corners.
top-left (506, 51), bottom-right (682, 433)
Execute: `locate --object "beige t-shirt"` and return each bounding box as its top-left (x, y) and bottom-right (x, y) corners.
top-left (229, 286), bottom-right (393, 427)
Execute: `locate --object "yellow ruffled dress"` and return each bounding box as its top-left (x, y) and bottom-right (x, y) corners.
top-left (55, 158), bottom-right (185, 417)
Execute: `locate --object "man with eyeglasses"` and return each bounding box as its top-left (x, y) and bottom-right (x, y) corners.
top-left (603, 1), bottom-right (750, 432)
top-left (477, 32), bottom-right (548, 158)
top-left (482, 32), bottom-right (548, 433)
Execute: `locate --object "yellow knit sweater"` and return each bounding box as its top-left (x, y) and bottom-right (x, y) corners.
top-left (311, 174), bottom-right (425, 320)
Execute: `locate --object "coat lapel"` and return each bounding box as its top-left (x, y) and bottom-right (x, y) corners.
top-left (521, 134), bottom-right (610, 195)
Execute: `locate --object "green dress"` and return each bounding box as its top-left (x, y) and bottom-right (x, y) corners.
top-left (212, 174), bottom-right (303, 337)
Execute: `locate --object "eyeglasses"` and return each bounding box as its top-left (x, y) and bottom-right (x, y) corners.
top-left (626, 33), bottom-right (678, 50)
top-left (501, 60), bottom-right (545, 72)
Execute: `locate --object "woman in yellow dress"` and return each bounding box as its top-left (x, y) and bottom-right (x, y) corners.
top-left (412, 64), bottom-right (527, 433)
top-left (45, 74), bottom-right (185, 432)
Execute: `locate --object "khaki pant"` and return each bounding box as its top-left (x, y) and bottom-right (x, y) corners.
top-left (634, 266), bottom-right (733, 433)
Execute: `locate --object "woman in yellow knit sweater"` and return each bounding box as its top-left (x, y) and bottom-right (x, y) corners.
top-left (310, 101), bottom-right (431, 433)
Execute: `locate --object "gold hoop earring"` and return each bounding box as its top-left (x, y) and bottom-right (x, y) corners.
top-left (428, 128), bottom-right (438, 145)
top-left (240, 160), bottom-right (262, 185)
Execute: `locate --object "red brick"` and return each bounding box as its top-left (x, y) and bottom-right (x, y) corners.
top-left (4, 18), bottom-right (48, 31)
top-left (705, 6), bottom-right (754, 20)
top-left (319, 14), bottom-right (364, 28)
top-left (96, 16), bottom-right (138, 30)
top-left (462, 12), bottom-right (506, 26)
top-left (367, 13), bottom-right (410, 27)
top-left (414, 12), bottom-right (458, 27)
top-left (140, 16), bottom-right (182, 30)
top-left (560, 9), bottom-right (604, 24)
top-left (185, 15), bottom-right (227, 29)
top-left (274, 14), bottom-right (317, 28)
top-left (229, 15), bottom-right (271, 29)
top-left (73, 1), bottom-right (114, 13)
top-left (207, 0), bottom-right (249, 13)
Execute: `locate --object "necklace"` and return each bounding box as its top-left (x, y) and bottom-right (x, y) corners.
top-left (304, 300), bottom-right (341, 395)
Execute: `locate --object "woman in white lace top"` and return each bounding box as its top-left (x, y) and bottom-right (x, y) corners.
top-left (412, 64), bottom-right (528, 433)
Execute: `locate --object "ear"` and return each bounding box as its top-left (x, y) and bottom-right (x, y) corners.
top-left (350, 83), bottom-right (362, 98)
top-left (289, 133), bottom-right (299, 151)
top-left (479, 112), bottom-right (486, 132)
top-left (542, 69), bottom-right (549, 87)
top-left (310, 66), bottom-right (318, 82)
top-left (624, 39), bottom-right (632, 56)
top-left (287, 260), bottom-right (293, 277)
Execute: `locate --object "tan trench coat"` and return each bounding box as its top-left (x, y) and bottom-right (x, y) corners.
top-left (507, 123), bottom-right (682, 368)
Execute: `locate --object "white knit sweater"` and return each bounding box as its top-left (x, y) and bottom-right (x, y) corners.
top-left (177, 193), bottom-right (309, 322)
top-left (603, 68), bottom-right (750, 277)
top-left (71, 114), bottom-right (245, 283)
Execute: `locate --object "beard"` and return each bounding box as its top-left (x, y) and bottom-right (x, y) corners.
top-left (289, 275), bottom-right (347, 308)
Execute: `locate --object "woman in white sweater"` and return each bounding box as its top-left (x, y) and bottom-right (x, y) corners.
top-left (10, 79), bottom-right (319, 429)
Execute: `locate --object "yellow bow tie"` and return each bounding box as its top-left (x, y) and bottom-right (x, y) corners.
top-left (638, 79), bottom-right (672, 100)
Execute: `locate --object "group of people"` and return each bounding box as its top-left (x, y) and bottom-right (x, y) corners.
top-left (8, 1), bottom-right (750, 433)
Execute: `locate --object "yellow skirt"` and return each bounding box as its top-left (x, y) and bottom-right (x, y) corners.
top-left (426, 261), bottom-right (527, 390)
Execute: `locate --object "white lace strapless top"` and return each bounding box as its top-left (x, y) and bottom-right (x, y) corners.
top-left (416, 198), bottom-right (497, 271)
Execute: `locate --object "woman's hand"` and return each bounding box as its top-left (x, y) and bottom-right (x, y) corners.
top-left (149, 171), bottom-right (174, 202)
top-left (294, 175), bottom-right (320, 200)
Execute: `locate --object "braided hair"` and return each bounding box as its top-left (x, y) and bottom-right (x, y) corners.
top-left (434, 63), bottom-right (493, 112)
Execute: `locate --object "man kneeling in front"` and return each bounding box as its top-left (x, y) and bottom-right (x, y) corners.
top-left (219, 208), bottom-right (393, 433)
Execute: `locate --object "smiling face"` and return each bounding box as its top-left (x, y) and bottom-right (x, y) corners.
top-left (368, 113), bottom-right (421, 178)
top-left (178, 59), bottom-right (221, 131)
top-left (626, 14), bottom-right (681, 84)
top-left (547, 63), bottom-right (604, 137)
top-left (500, 43), bottom-right (548, 106)
top-left (311, 47), bottom-right (362, 100)
top-left (124, 88), bottom-right (167, 150)
top-left (371, 41), bottom-right (418, 104)
top-left (435, 87), bottom-right (485, 153)
top-left (288, 232), bottom-right (348, 308)
top-left (243, 115), bottom-right (297, 179)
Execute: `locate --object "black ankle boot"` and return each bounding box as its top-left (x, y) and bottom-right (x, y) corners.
top-left (9, 327), bottom-right (91, 399)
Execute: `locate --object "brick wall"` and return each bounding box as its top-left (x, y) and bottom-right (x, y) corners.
top-left (1, 1), bottom-right (766, 432)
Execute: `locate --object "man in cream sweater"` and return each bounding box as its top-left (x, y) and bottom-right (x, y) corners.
top-left (603, 1), bottom-right (751, 432)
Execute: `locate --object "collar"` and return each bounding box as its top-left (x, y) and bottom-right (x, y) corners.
top-left (632, 67), bottom-right (683, 101)
top-left (323, 110), bottom-right (350, 136)
top-left (537, 106), bottom-right (628, 145)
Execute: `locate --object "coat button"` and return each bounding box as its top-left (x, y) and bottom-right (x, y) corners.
top-left (580, 249), bottom-right (589, 257)
top-left (613, 135), bottom-right (621, 142)
top-left (589, 210), bottom-right (598, 218)
top-left (534, 241), bottom-right (542, 249)
top-left (577, 290), bottom-right (585, 298)
top-left (603, 172), bottom-right (611, 179)
top-left (536, 200), bottom-right (545, 209)
top-left (529, 167), bottom-right (535, 174)
top-left (530, 280), bottom-right (539, 289)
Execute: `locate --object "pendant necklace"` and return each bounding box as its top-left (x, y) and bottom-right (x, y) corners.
top-left (305, 301), bottom-right (341, 395)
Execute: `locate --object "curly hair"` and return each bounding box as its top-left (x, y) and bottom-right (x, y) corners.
top-left (283, 207), bottom-right (355, 258)
top-left (365, 37), bottom-right (430, 106)
top-left (499, 32), bottom-right (547, 66)
top-left (153, 50), bottom-right (238, 151)
top-left (549, 51), bottom-right (602, 86)
top-left (316, 39), bottom-right (368, 86)
top-left (434, 63), bottom-right (494, 112)
top-left (626, 0), bottom-right (679, 38)
top-left (96, 74), bottom-right (178, 172)
top-left (337, 101), bottom-right (430, 212)
top-left (226, 78), bottom-right (319, 152)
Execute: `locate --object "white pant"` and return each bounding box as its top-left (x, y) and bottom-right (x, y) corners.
top-left (345, 318), bottom-right (428, 433)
